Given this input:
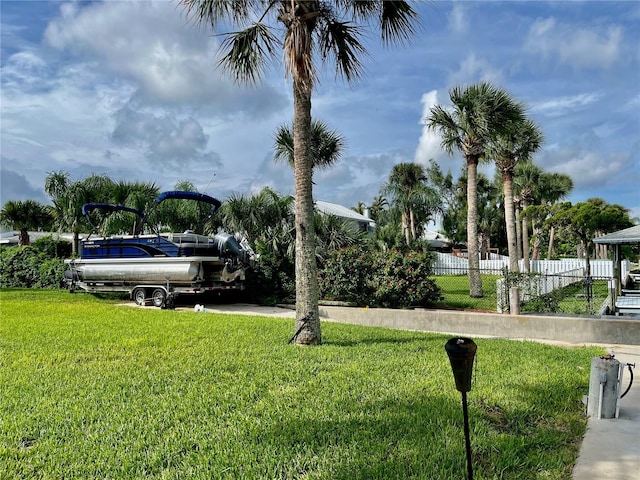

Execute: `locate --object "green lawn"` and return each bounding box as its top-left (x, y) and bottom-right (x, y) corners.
top-left (1, 289), bottom-right (602, 479)
top-left (432, 274), bottom-right (501, 311)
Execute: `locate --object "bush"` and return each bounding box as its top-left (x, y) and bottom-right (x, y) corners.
top-left (521, 292), bottom-right (561, 313)
top-left (32, 235), bottom-right (72, 258)
top-left (0, 246), bottom-right (66, 289)
top-left (246, 249), bottom-right (296, 305)
top-left (319, 245), bottom-right (376, 305)
top-left (369, 249), bottom-right (440, 308)
top-left (319, 246), bottom-right (441, 308)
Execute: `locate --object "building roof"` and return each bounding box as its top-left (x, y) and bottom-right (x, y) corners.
top-left (314, 200), bottom-right (375, 226)
top-left (0, 231), bottom-right (81, 245)
top-left (593, 225), bottom-right (640, 245)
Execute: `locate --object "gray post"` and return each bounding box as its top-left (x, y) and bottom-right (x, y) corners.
top-left (509, 287), bottom-right (520, 315)
top-left (587, 356), bottom-right (620, 419)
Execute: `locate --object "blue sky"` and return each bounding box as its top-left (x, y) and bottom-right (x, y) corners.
top-left (2, 1), bottom-right (639, 223)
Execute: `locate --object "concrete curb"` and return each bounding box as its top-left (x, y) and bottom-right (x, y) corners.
top-left (317, 305), bottom-right (640, 346)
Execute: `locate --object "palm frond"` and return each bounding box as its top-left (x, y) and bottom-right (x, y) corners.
top-left (318, 20), bottom-right (367, 81)
top-left (273, 124), bottom-right (295, 167)
top-left (218, 22), bottom-right (280, 84)
top-left (179, 0), bottom-right (260, 28)
top-left (380, 0), bottom-right (419, 46)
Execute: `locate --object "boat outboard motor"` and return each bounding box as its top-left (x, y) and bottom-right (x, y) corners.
top-left (213, 233), bottom-right (248, 265)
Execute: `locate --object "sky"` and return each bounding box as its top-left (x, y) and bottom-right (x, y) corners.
top-left (2, 0), bottom-right (639, 224)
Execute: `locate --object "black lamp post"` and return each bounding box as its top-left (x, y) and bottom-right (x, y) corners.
top-left (445, 337), bottom-right (477, 480)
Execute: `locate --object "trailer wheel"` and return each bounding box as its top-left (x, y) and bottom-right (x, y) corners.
top-left (151, 288), bottom-right (166, 308)
top-left (133, 288), bottom-right (148, 306)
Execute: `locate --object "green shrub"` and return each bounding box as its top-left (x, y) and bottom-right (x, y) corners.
top-left (0, 246), bottom-right (66, 289)
top-left (318, 245), bottom-right (376, 305)
top-left (246, 249), bottom-right (295, 305)
top-left (319, 246), bottom-right (441, 308)
top-left (521, 292), bottom-right (561, 313)
top-left (36, 257), bottom-right (67, 289)
top-left (370, 249), bottom-right (440, 308)
top-left (32, 235), bottom-right (72, 258)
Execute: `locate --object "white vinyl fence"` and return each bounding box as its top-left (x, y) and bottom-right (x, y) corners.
top-left (431, 253), bottom-right (631, 313)
top-left (432, 253), bottom-right (630, 278)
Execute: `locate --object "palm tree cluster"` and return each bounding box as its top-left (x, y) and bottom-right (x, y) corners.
top-left (426, 82), bottom-right (545, 296)
top-left (44, 171), bottom-right (160, 254)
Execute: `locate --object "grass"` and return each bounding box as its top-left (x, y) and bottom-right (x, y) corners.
top-left (1, 289), bottom-right (603, 479)
top-left (556, 280), bottom-right (609, 315)
top-left (520, 279), bottom-right (610, 316)
top-left (432, 274), bottom-right (501, 311)
top-left (433, 275), bottom-right (610, 315)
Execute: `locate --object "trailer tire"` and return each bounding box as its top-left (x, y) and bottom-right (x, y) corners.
top-left (133, 288), bottom-right (148, 306)
top-left (151, 288), bottom-right (166, 308)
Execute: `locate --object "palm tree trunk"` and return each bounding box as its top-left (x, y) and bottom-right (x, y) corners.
top-left (72, 231), bottom-right (79, 256)
top-left (410, 208), bottom-right (417, 242)
top-left (521, 199), bottom-right (530, 272)
top-left (467, 156), bottom-right (484, 297)
top-left (19, 229), bottom-right (30, 246)
top-left (514, 200), bottom-right (522, 260)
top-left (402, 211), bottom-right (410, 244)
top-left (546, 226), bottom-right (555, 260)
top-left (532, 223), bottom-right (541, 260)
top-left (292, 80), bottom-right (321, 345)
top-left (502, 173), bottom-right (519, 272)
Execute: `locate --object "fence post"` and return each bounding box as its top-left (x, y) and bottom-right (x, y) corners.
top-left (509, 287), bottom-right (521, 315)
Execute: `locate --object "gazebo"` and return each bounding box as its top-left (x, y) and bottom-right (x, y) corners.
top-left (593, 225), bottom-right (640, 314)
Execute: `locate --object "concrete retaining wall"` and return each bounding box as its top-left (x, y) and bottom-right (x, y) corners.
top-left (318, 305), bottom-right (640, 345)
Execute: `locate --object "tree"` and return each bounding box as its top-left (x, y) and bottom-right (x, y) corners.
top-left (180, 0), bottom-right (420, 344)
top-left (552, 198), bottom-right (632, 276)
top-left (150, 181), bottom-right (216, 234)
top-left (220, 187), bottom-right (295, 256)
top-left (45, 171), bottom-right (114, 254)
top-left (382, 162), bottom-right (440, 244)
top-left (490, 117), bottom-right (543, 272)
top-left (426, 82), bottom-right (523, 297)
top-left (0, 200), bottom-right (52, 246)
top-left (539, 172), bottom-right (573, 260)
top-left (513, 162), bottom-right (544, 270)
top-left (369, 195), bottom-right (389, 224)
top-left (106, 179), bottom-right (159, 235)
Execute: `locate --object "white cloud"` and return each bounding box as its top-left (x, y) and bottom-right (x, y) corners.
top-left (530, 93), bottom-right (602, 117)
top-left (448, 2), bottom-right (468, 34)
top-left (448, 53), bottom-right (503, 86)
top-left (525, 17), bottom-right (622, 69)
top-left (43, 0), bottom-right (286, 113)
top-left (544, 148), bottom-right (626, 189)
top-left (415, 90), bottom-right (452, 167)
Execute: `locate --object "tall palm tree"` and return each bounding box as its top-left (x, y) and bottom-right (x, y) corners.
top-left (382, 162), bottom-right (440, 244)
top-left (426, 82), bottom-right (522, 297)
top-left (514, 162), bottom-right (543, 271)
top-left (0, 200), bottom-right (52, 246)
top-left (180, 0), bottom-right (420, 344)
top-left (490, 117), bottom-right (542, 272)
